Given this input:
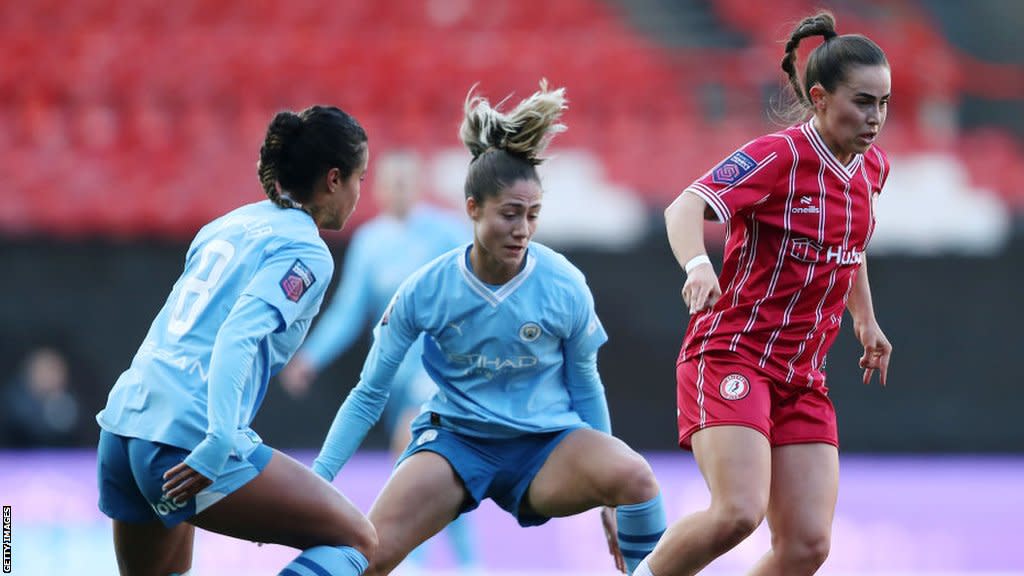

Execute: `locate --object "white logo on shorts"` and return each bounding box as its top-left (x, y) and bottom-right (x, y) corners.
top-left (719, 374), bottom-right (750, 400)
top-left (416, 429), bottom-right (438, 446)
top-left (152, 496), bottom-right (188, 516)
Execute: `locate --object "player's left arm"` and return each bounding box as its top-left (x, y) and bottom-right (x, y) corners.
top-left (564, 349), bottom-right (612, 434)
top-left (847, 255), bottom-right (891, 386)
top-left (166, 296), bottom-right (283, 502)
top-left (564, 279), bottom-right (612, 434)
top-left (166, 244), bottom-right (334, 501)
top-left (563, 277), bottom-right (624, 571)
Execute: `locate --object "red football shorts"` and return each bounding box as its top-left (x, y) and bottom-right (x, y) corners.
top-left (676, 352), bottom-right (838, 450)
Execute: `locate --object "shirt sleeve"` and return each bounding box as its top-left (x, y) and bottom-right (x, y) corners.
top-left (684, 136), bottom-right (788, 222)
top-left (242, 242), bottom-right (335, 330)
top-left (565, 275), bottom-right (609, 358)
top-left (184, 295), bottom-right (281, 480)
top-left (563, 274), bottom-right (612, 433)
top-left (299, 234), bottom-right (372, 370)
top-left (311, 279), bottom-right (422, 481)
top-left (565, 348), bottom-right (611, 434)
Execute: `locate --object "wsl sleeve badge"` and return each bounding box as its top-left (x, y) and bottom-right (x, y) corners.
top-left (279, 259), bottom-right (316, 303)
top-left (712, 150), bottom-right (757, 185)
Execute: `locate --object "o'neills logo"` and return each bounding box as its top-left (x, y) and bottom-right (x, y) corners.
top-left (825, 245), bottom-right (862, 266)
top-left (791, 196), bottom-right (821, 214)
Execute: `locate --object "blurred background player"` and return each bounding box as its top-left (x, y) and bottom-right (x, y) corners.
top-left (638, 12), bottom-right (892, 576)
top-left (312, 81), bottom-right (667, 576)
top-left (95, 106), bottom-right (377, 576)
top-left (1, 346), bottom-right (81, 448)
top-left (279, 150), bottom-right (479, 573)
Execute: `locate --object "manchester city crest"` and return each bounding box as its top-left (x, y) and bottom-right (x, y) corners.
top-left (519, 322), bottom-right (542, 342)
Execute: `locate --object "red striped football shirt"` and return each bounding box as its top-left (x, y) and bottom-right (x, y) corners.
top-left (680, 120), bottom-right (890, 388)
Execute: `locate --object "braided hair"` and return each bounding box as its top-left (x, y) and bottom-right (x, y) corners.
top-left (257, 106), bottom-right (367, 208)
top-left (776, 12), bottom-right (888, 122)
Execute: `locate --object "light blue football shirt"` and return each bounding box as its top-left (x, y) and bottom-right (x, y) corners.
top-left (97, 200), bottom-right (334, 478)
top-left (300, 205), bottom-right (467, 396)
top-left (313, 242), bottom-right (610, 479)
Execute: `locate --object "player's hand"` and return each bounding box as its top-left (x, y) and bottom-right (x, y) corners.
top-left (162, 462), bottom-right (213, 504)
top-left (681, 263), bottom-right (721, 314)
top-left (601, 506), bottom-right (626, 574)
top-left (854, 319), bottom-right (891, 387)
top-left (280, 354), bottom-right (316, 398)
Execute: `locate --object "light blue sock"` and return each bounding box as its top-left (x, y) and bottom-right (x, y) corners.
top-left (278, 545), bottom-right (368, 576)
top-left (445, 513), bottom-right (478, 567)
top-left (617, 492), bottom-right (666, 574)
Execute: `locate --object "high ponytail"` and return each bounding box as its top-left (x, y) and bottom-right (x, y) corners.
top-left (461, 80), bottom-right (568, 202)
top-left (460, 80), bottom-right (567, 165)
top-left (781, 12), bottom-right (837, 108)
top-left (774, 11), bottom-right (888, 124)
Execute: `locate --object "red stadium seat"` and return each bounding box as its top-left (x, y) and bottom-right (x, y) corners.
top-left (2, 0), bottom-right (1022, 237)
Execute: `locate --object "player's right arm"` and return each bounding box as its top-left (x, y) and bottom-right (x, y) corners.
top-left (665, 136), bottom-right (787, 314)
top-left (312, 278), bottom-right (421, 482)
top-left (665, 191), bottom-right (721, 314)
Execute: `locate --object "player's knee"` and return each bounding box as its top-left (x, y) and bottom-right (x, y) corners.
top-left (800, 535), bottom-right (831, 571)
top-left (365, 532), bottom-right (404, 574)
top-left (318, 504), bottom-right (377, 561)
top-left (634, 458), bottom-right (661, 501)
top-left (347, 516), bottom-right (378, 563)
top-left (608, 454), bottom-right (659, 504)
top-left (709, 499), bottom-right (764, 545)
top-left (774, 530), bottom-right (831, 572)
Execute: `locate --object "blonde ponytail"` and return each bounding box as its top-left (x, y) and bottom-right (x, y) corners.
top-left (460, 80), bottom-right (567, 166)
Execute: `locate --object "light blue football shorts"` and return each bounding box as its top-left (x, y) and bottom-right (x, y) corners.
top-left (97, 429), bottom-right (272, 527)
top-left (397, 415), bottom-right (584, 527)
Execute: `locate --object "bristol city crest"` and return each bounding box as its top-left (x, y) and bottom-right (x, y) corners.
top-left (719, 373), bottom-right (750, 400)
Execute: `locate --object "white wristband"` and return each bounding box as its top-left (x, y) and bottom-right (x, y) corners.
top-left (684, 254), bottom-right (712, 275)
